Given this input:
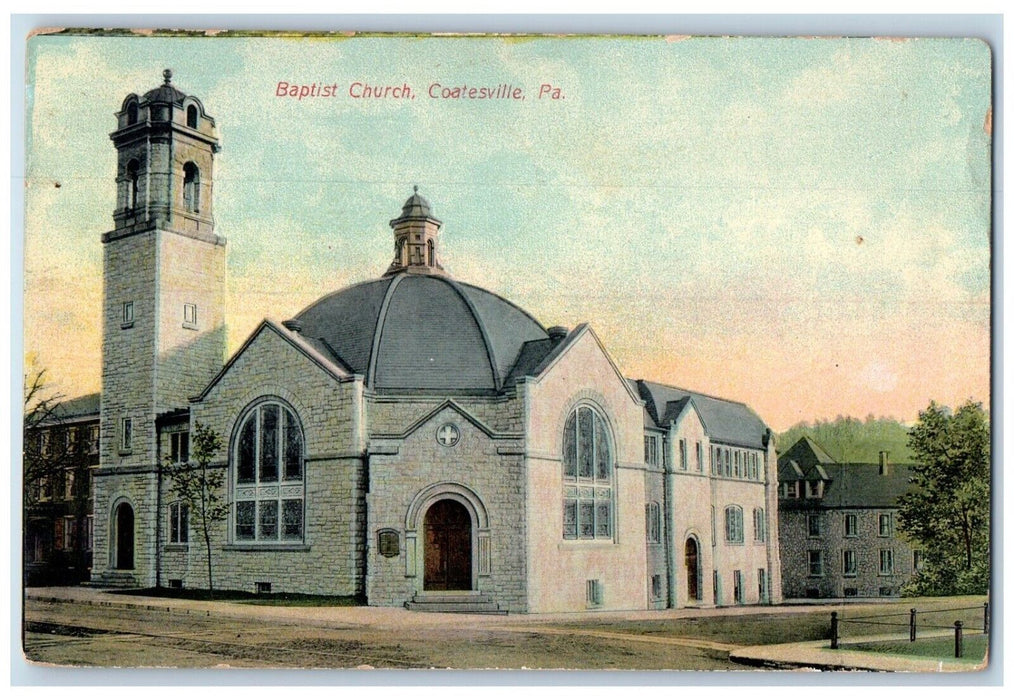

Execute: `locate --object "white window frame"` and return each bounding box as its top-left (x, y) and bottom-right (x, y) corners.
top-left (807, 513), bottom-right (821, 537)
top-left (232, 399), bottom-right (306, 544)
top-left (88, 424), bottom-right (99, 454)
top-left (696, 442), bottom-right (703, 472)
top-left (62, 516), bottom-right (74, 550)
top-left (183, 302), bottom-right (198, 329)
top-left (808, 550), bottom-right (824, 577)
top-left (679, 439), bottom-right (687, 471)
top-left (645, 502), bottom-right (661, 543)
top-left (753, 507), bottom-right (766, 542)
top-left (121, 300), bottom-right (134, 328)
top-left (562, 404), bottom-right (615, 541)
top-left (724, 505), bottom-right (744, 544)
top-left (880, 549), bottom-right (895, 576)
top-left (169, 501), bottom-right (189, 544)
top-left (843, 550), bottom-right (857, 578)
top-left (878, 512), bottom-right (894, 537)
top-left (844, 512), bottom-right (858, 538)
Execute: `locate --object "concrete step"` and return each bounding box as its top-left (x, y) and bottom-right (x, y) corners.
top-left (405, 591), bottom-right (506, 614)
top-left (84, 571), bottom-right (137, 588)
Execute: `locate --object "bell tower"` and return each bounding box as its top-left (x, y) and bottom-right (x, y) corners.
top-left (94, 70), bottom-right (227, 587)
top-left (384, 187), bottom-right (447, 276)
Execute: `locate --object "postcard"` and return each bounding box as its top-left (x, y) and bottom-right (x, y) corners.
top-left (20, 28), bottom-right (992, 672)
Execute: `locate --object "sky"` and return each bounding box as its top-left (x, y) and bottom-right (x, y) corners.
top-left (22, 32), bottom-right (991, 432)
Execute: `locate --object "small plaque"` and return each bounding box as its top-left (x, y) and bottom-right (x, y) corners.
top-left (378, 529), bottom-right (400, 558)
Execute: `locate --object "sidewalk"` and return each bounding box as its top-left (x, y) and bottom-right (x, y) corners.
top-left (729, 638), bottom-right (988, 672)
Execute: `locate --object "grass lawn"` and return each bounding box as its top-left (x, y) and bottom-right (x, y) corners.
top-left (109, 587), bottom-right (364, 607)
top-left (840, 633), bottom-right (988, 663)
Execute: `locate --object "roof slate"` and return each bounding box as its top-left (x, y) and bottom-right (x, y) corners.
top-left (630, 379), bottom-right (769, 449)
top-left (53, 393), bottom-right (101, 420)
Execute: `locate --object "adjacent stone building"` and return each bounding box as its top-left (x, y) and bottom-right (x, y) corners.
top-left (88, 72), bottom-right (782, 612)
top-left (777, 436), bottom-right (919, 599)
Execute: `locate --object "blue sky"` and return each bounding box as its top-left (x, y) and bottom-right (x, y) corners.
top-left (24, 33), bottom-right (991, 430)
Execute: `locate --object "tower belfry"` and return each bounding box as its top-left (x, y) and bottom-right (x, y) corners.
top-left (384, 187), bottom-right (447, 276)
top-left (95, 71), bottom-right (227, 588)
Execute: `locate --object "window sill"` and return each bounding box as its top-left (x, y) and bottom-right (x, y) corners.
top-left (559, 540), bottom-right (615, 550)
top-left (223, 543), bottom-right (310, 552)
top-left (182, 322), bottom-right (198, 331)
top-left (165, 544), bottom-right (189, 552)
top-left (118, 449), bottom-right (133, 456)
top-left (120, 322), bottom-right (134, 329)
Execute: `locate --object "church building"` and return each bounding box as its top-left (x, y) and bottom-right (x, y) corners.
top-left (90, 73), bottom-right (782, 613)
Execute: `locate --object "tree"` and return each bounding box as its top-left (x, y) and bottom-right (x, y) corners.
top-left (23, 369), bottom-right (69, 507)
top-left (164, 422), bottom-right (227, 596)
top-left (897, 400), bottom-right (990, 596)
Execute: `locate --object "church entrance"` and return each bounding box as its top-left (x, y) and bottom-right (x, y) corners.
top-left (423, 499), bottom-right (472, 591)
top-left (685, 537), bottom-right (700, 602)
top-left (114, 502), bottom-right (134, 570)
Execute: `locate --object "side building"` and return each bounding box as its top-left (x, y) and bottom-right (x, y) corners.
top-left (23, 393), bottom-right (101, 585)
top-left (777, 436), bottom-right (920, 599)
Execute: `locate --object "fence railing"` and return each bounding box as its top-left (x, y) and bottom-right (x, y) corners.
top-left (830, 602), bottom-right (988, 658)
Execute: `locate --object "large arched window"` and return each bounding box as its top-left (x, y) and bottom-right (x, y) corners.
top-left (233, 400), bottom-right (304, 543)
top-left (562, 405), bottom-right (613, 540)
top-left (183, 162), bottom-right (200, 212)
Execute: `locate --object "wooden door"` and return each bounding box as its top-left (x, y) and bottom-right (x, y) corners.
top-left (424, 499), bottom-right (472, 591)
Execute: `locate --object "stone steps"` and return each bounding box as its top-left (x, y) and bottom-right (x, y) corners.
top-left (405, 591), bottom-right (506, 614)
top-left (84, 571), bottom-right (137, 588)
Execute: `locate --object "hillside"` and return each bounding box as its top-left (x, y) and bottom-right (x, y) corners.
top-left (776, 416), bottom-right (915, 464)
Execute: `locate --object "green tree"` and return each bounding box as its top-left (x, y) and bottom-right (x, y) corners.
top-left (898, 400), bottom-right (990, 596)
top-left (164, 422), bottom-right (227, 596)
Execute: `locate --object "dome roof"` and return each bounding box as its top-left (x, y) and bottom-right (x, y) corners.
top-left (290, 273), bottom-right (549, 392)
top-left (142, 69), bottom-right (188, 105)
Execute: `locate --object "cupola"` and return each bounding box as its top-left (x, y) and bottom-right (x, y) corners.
top-left (384, 187), bottom-right (447, 277)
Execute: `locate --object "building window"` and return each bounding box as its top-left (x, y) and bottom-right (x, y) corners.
top-left (713, 570), bottom-right (720, 603)
top-left (679, 439), bottom-right (687, 471)
top-left (84, 515), bottom-right (93, 551)
top-left (120, 417), bottom-right (133, 452)
top-left (758, 568), bottom-right (768, 603)
top-left (169, 430), bottom-right (190, 464)
top-left (650, 574), bottom-right (662, 600)
top-left (88, 424), bottom-right (99, 454)
top-left (39, 430), bottom-right (50, 457)
top-left (126, 159), bottom-right (140, 211)
top-left (711, 446), bottom-right (718, 474)
top-left (63, 469), bottom-right (75, 501)
top-left (121, 301), bottom-right (134, 328)
top-left (562, 405), bottom-right (613, 540)
top-left (786, 481), bottom-right (798, 498)
top-left (696, 442), bottom-right (703, 472)
top-left (879, 549), bottom-right (895, 575)
top-left (878, 512), bottom-right (894, 537)
top-left (733, 570), bottom-right (744, 604)
top-left (808, 550), bottom-right (824, 577)
top-left (807, 513), bottom-right (821, 537)
top-left (586, 579), bottom-right (603, 607)
top-left (724, 505), bottom-right (744, 544)
top-left (169, 502), bottom-right (189, 544)
top-left (183, 303), bottom-right (198, 329)
top-left (645, 502), bottom-right (660, 543)
top-left (913, 550), bottom-right (925, 571)
top-left (62, 516), bottom-right (75, 550)
top-left (806, 480), bottom-right (822, 498)
top-left (843, 550), bottom-right (857, 578)
top-left (186, 104), bottom-right (198, 128)
top-left (753, 507), bottom-right (765, 542)
top-left (724, 448), bottom-right (731, 477)
top-left (734, 450), bottom-right (741, 478)
top-left (844, 513), bottom-right (858, 538)
top-left (183, 162), bottom-right (200, 212)
top-left (643, 434), bottom-right (659, 466)
top-left (233, 400), bottom-right (305, 543)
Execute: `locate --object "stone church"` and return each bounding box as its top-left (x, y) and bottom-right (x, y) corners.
top-left (90, 72), bottom-right (782, 613)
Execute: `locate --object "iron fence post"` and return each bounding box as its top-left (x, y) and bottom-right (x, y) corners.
top-left (954, 620), bottom-right (963, 659)
top-left (909, 608), bottom-right (916, 642)
top-left (830, 611), bottom-right (839, 650)
top-left (983, 602), bottom-right (989, 636)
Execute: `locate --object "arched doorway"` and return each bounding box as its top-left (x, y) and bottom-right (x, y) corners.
top-left (114, 502), bottom-right (134, 570)
top-left (423, 499), bottom-right (472, 591)
top-left (685, 537), bottom-right (701, 602)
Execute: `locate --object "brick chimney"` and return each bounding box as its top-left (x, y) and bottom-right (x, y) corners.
top-left (879, 451), bottom-right (889, 475)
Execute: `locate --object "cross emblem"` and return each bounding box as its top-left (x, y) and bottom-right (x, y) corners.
top-left (436, 423), bottom-right (460, 447)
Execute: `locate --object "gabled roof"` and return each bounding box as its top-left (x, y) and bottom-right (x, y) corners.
top-left (630, 379), bottom-right (768, 450)
top-left (777, 436), bottom-right (836, 482)
top-left (55, 393), bottom-right (101, 420)
top-left (193, 319), bottom-right (351, 401)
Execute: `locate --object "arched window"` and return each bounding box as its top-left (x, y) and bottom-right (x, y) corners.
top-left (724, 505), bottom-right (744, 544)
top-left (126, 159), bottom-right (140, 211)
top-left (183, 162), bottom-right (199, 212)
top-left (126, 101), bottom-right (139, 125)
top-left (186, 104), bottom-right (198, 128)
top-left (427, 239), bottom-right (435, 267)
top-left (233, 400), bottom-right (304, 542)
top-left (562, 404), bottom-right (613, 540)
